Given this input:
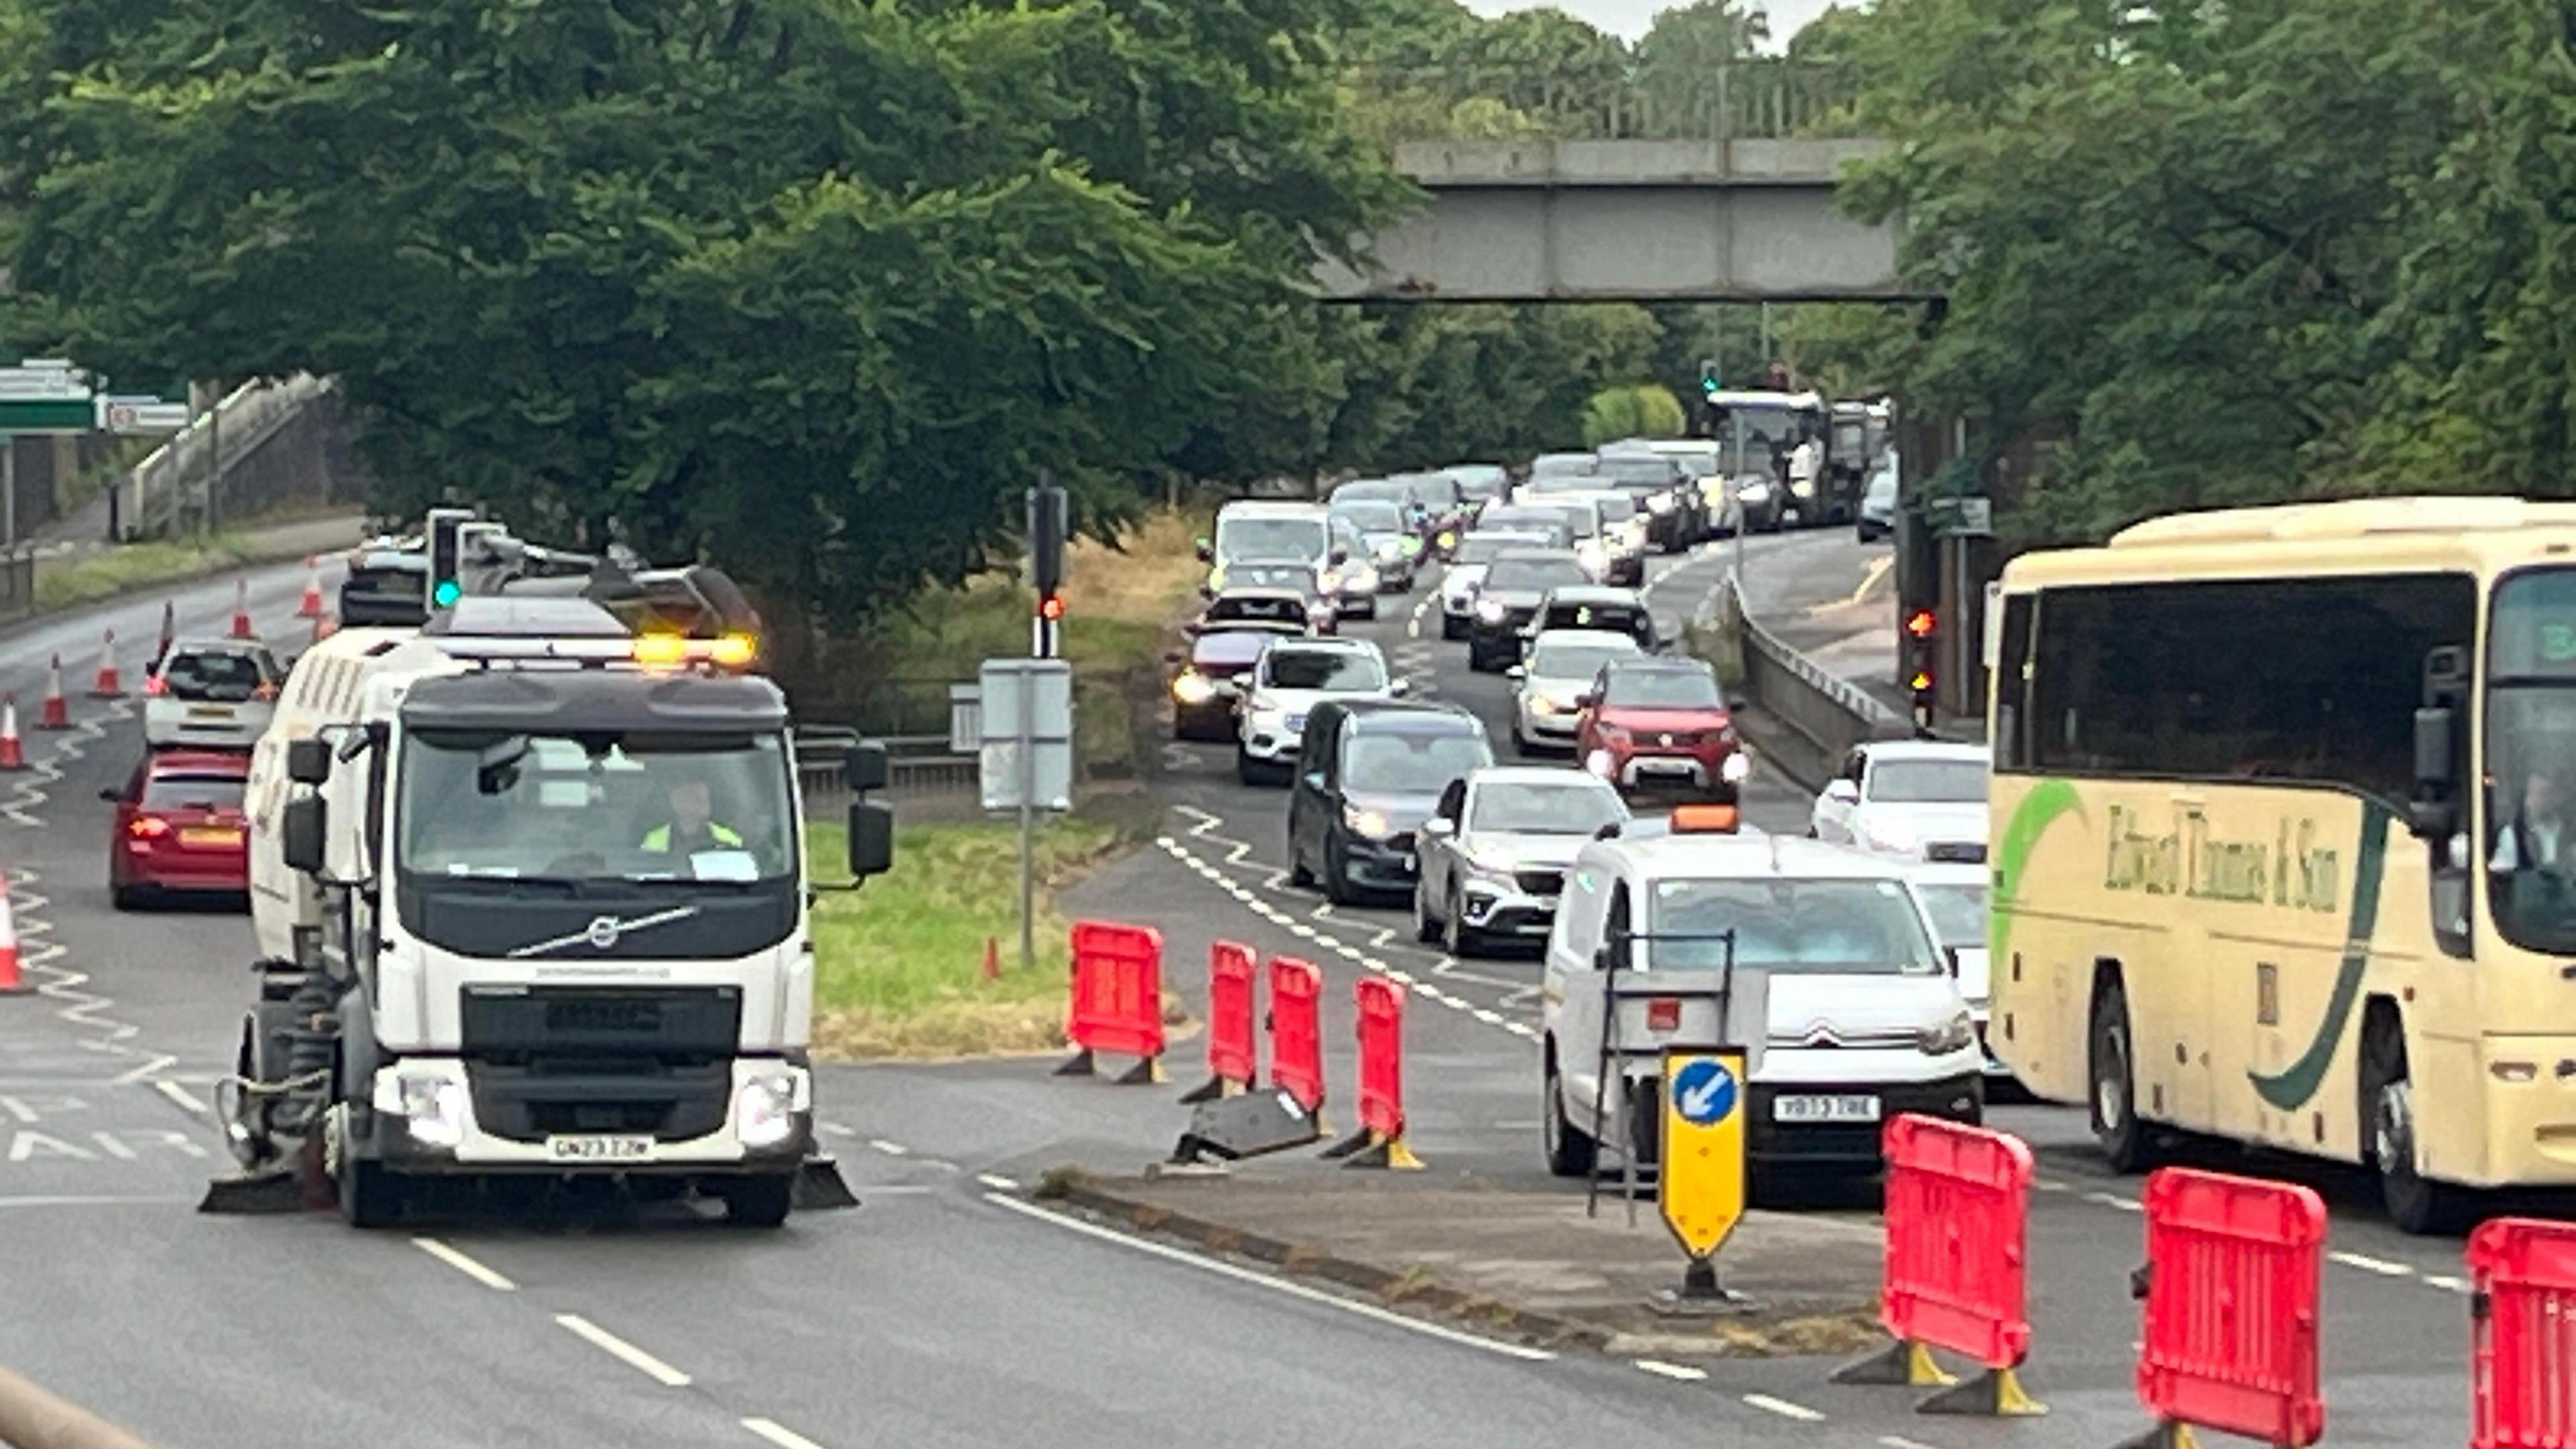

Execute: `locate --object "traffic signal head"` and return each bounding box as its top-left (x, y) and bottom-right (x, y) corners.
top-left (1038, 592), bottom-right (1066, 623)
top-left (425, 506), bottom-right (476, 610)
top-left (1028, 483), bottom-right (1069, 600)
top-left (1905, 608), bottom-right (1937, 640)
top-left (1908, 667), bottom-right (1934, 693)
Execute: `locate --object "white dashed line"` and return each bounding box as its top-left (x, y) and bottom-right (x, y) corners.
top-left (977, 1173), bottom-right (1021, 1192)
top-left (2083, 1191), bottom-right (2143, 1212)
top-left (1633, 1359), bottom-right (1708, 1382)
top-left (868, 1138), bottom-right (910, 1157)
top-left (152, 1079), bottom-right (209, 1116)
top-left (1880, 1436), bottom-right (1941, 1449)
top-left (554, 1314), bottom-right (692, 1387)
top-left (985, 1192), bottom-right (1556, 1361)
top-left (2424, 1274), bottom-right (2470, 1294)
top-left (1472, 1009), bottom-right (1505, 1026)
top-left (818, 1122), bottom-right (857, 1138)
top-left (1743, 1394), bottom-right (1825, 1424)
top-left (2330, 1251), bottom-right (2416, 1278)
top-left (741, 1417), bottom-right (831, 1449)
top-left (412, 1237), bottom-right (517, 1291)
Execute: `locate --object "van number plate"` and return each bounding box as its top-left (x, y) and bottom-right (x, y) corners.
top-left (546, 1134), bottom-right (654, 1162)
top-left (1772, 1094), bottom-right (1880, 1124)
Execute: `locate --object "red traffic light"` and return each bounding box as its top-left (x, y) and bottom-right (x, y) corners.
top-left (1905, 608), bottom-right (1937, 639)
top-left (1038, 593), bottom-right (1067, 622)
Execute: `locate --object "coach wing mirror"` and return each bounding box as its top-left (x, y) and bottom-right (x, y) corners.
top-left (2410, 705), bottom-right (2460, 840)
top-left (286, 737), bottom-right (333, 786)
top-left (1825, 779), bottom-right (1862, 806)
top-left (280, 796), bottom-right (327, 875)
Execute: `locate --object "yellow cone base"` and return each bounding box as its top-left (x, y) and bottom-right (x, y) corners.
top-left (1324, 1128), bottom-right (1424, 1169)
top-left (2110, 1424), bottom-right (2200, 1449)
top-left (1919, 1366), bottom-right (2047, 1417)
top-left (1833, 1338), bottom-right (1957, 1389)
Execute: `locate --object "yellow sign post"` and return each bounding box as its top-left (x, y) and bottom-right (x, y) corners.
top-left (1656, 1047), bottom-right (1748, 1307)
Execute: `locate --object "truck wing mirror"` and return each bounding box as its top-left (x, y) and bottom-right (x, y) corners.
top-left (281, 796), bottom-right (327, 875)
top-left (846, 741), bottom-right (890, 794)
top-left (847, 800), bottom-right (894, 878)
top-left (286, 737), bottom-right (332, 786)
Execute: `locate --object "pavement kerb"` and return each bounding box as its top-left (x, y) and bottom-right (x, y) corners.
top-left (1037, 1171), bottom-right (1619, 1354)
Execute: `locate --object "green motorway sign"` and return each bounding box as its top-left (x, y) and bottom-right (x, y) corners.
top-left (0, 398), bottom-right (96, 433)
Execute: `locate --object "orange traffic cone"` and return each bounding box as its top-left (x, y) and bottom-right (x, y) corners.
top-left (229, 576), bottom-right (254, 640)
top-left (0, 696), bottom-right (25, 772)
top-left (89, 629), bottom-right (123, 699)
top-left (0, 878), bottom-right (25, 994)
top-left (155, 600), bottom-right (175, 669)
top-left (37, 655), bottom-right (68, 731)
top-left (297, 557), bottom-right (325, 619)
top-left (982, 935), bottom-right (1002, 982)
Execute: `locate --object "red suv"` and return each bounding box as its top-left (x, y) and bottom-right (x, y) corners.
top-left (1574, 659), bottom-right (1748, 802)
top-left (105, 751), bottom-right (252, 910)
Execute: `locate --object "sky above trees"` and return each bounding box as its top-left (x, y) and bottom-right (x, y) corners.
top-left (1461, 0), bottom-right (1841, 45)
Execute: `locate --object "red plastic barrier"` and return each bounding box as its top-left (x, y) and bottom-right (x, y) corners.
top-left (1267, 957), bottom-right (1324, 1113)
top-left (2471, 1218), bottom-right (2576, 1448)
top-left (2133, 1167), bottom-right (2327, 1448)
top-left (1878, 1114), bottom-right (2035, 1371)
top-left (1352, 977), bottom-right (1407, 1142)
top-left (1064, 920), bottom-right (1165, 1063)
top-left (1203, 941), bottom-right (1258, 1091)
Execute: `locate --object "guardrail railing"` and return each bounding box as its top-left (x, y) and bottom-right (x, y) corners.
top-left (1714, 572), bottom-right (1908, 784)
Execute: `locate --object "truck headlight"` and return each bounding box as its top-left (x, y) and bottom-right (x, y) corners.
top-left (1476, 598), bottom-right (1506, 623)
top-left (737, 1071), bottom-right (802, 1149)
top-left (1172, 672), bottom-right (1217, 706)
top-left (1343, 804), bottom-right (1391, 839)
top-left (1920, 1011), bottom-right (1976, 1056)
top-left (398, 1073), bottom-right (468, 1150)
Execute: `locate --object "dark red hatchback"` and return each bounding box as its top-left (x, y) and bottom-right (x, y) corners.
top-left (105, 751), bottom-right (252, 910)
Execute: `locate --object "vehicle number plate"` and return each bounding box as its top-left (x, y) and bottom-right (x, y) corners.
top-left (180, 827), bottom-right (243, 847)
top-left (186, 706), bottom-right (235, 720)
top-left (1772, 1094), bottom-right (1880, 1124)
top-left (545, 1134), bottom-right (654, 1162)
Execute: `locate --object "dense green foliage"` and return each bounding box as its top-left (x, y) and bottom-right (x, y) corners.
top-left (1581, 383), bottom-right (1688, 447)
top-left (0, 0), bottom-right (1769, 635)
top-left (1785, 0), bottom-right (2576, 542)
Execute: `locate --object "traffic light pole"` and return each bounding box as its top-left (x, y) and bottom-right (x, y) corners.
top-left (1020, 474), bottom-right (1069, 976)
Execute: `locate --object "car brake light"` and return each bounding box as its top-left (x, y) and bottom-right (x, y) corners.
top-left (254, 683), bottom-right (278, 702)
top-left (1647, 998), bottom-right (1681, 1032)
top-left (143, 676), bottom-right (167, 697)
top-left (128, 816), bottom-right (170, 839)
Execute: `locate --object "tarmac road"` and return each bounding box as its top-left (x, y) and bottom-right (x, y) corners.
top-left (0, 531), bottom-right (2487, 1448)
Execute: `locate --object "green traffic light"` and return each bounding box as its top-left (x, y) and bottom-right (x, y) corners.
top-left (433, 580), bottom-right (462, 608)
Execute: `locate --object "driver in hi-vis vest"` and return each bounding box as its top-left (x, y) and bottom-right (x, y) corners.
top-left (641, 778), bottom-right (743, 855)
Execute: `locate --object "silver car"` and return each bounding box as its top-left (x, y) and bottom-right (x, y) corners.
top-left (1857, 456), bottom-right (1899, 541)
top-left (1414, 767), bottom-right (1629, 957)
top-left (143, 641), bottom-right (284, 750)
top-left (1507, 629), bottom-right (1642, 754)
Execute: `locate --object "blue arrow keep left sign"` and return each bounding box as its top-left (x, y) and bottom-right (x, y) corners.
top-left (1672, 1057), bottom-right (1738, 1126)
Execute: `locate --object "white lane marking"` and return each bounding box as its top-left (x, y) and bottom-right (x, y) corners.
top-left (2033, 1178), bottom-right (2072, 1193)
top-left (1634, 1359), bottom-right (1707, 1382)
top-left (152, 1079), bottom-right (209, 1115)
top-left (554, 1313), bottom-right (692, 1387)
top-left (2424, 1274), bottom-right (2470, 1294)
top-left (1472, 1009), bottom-right (1505, 1026)
top-left (741, 1418), bottom-right (831, 1449)
top-left (1368, 928), bottom-right (1396, 948)
top-left (413, 1237), bottom-right (518, 1291)
top-left (817, 1122), bottom-right (857, 1138)
top-left (2084, 1191), bottom-right (2143, 1212)
top-left (977, 1173), bottom-right (1020, 1192)
top-left (2329, 1251), bottom-right (2416, 1278)
top-left (984, 1193), bottom-right (1554, 1362)
top-left (1880, 1437), bottom-right (1941, 1449)
top-left (1743, 1393), bottom-right (1826, 1424)
top-left (868, 1138), bottom-right (909, 1157)
top-left (867, 1185), bottom-right (936, 1196)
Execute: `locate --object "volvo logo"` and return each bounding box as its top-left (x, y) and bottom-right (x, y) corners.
top-left (586, 916), bottom-right (622, 950)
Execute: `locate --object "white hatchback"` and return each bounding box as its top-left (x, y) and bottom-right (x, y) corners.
top-left (144, 641), bottom-right (284, 751)
top-left (1809, 739), bottom-right (1990, 865)
top-left (1235, 637), bottom-right (1405, 786)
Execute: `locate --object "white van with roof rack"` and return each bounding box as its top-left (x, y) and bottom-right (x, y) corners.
top-left (1539, 827), bottom-right (1982, 1179)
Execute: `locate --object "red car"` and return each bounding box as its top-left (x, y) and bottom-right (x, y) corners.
top-left (1575, 658), bottom-right (1749, 802)
top-left (105, 751), bottom-right (252, 909)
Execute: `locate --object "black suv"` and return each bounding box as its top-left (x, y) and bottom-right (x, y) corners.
top-left (1465, 550), bottom-right (1593, 672)
top-left (1286, 700), bottom-right (1494, 904)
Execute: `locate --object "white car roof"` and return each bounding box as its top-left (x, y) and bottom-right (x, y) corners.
top-left (1527, 628), bottom-right (1642, 656)
top-left (1580, 833), bottom-right (1911, 884)
top-left (1468, 764), bottom-right (1619, 790)
top-left (1264, 635), bottom-right (1381, 657)
top-left (1864, 740), bottom-right (1990, 765)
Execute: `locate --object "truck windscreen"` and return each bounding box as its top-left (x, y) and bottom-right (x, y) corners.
top-left (398, 731), bottom-right (796, 886)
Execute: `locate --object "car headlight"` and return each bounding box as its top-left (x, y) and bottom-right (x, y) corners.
top-left (1919, 1011), bottom-right (1976, 1056)
top-left (1738, 482), bottom-right (1772, 504)
top-left (1374, 540), bottom-right (1403, 564)
top-left (1173, 672), bottom-right (1217, 706)
top-left (1464, 843), bottom-right (1517, 876)
top-left (1399, 537), bottom-right (1424, 559)
top-left (1647, 494), bottom-right (1676, 514)
top-left (1436, 531), bottom-right (1457, 550)
top-left (1720, 751), bottom-right (1750, 785)
top-left (1529, 694), bottom-right (1562, 716)
top-left (736, 1070), bottom-right (804, 1149)
top-left (398, 1073), bottom-right (468, 1150)
top-left (1343, 804), bottom-right (1391, 839)
top-left (1584, 748), bottom-right (1616, 779)
top-left (1476, 598), bottom-right (1506, 623)
top-left (1319, 569), bottom-right (1342, 594)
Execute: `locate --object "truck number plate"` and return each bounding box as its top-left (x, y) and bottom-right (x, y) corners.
top-left (546, 1134), bottom-right (654, 1162)
top-left (1772, 1094), bottom-right (1880, 1124)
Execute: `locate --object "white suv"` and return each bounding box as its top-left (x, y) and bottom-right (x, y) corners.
top-left (1539, 830), bottom-right (1981, 1178)
top-left (1809, 739), bottom-right (1989, 864)
top-left (1235, 637), bottom-right (1404, 786)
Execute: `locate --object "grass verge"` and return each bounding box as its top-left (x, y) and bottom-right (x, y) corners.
top-left (34, 537), bottom-right (260, 613)
top-left (808, 813), bottom-right (1142, 1059)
